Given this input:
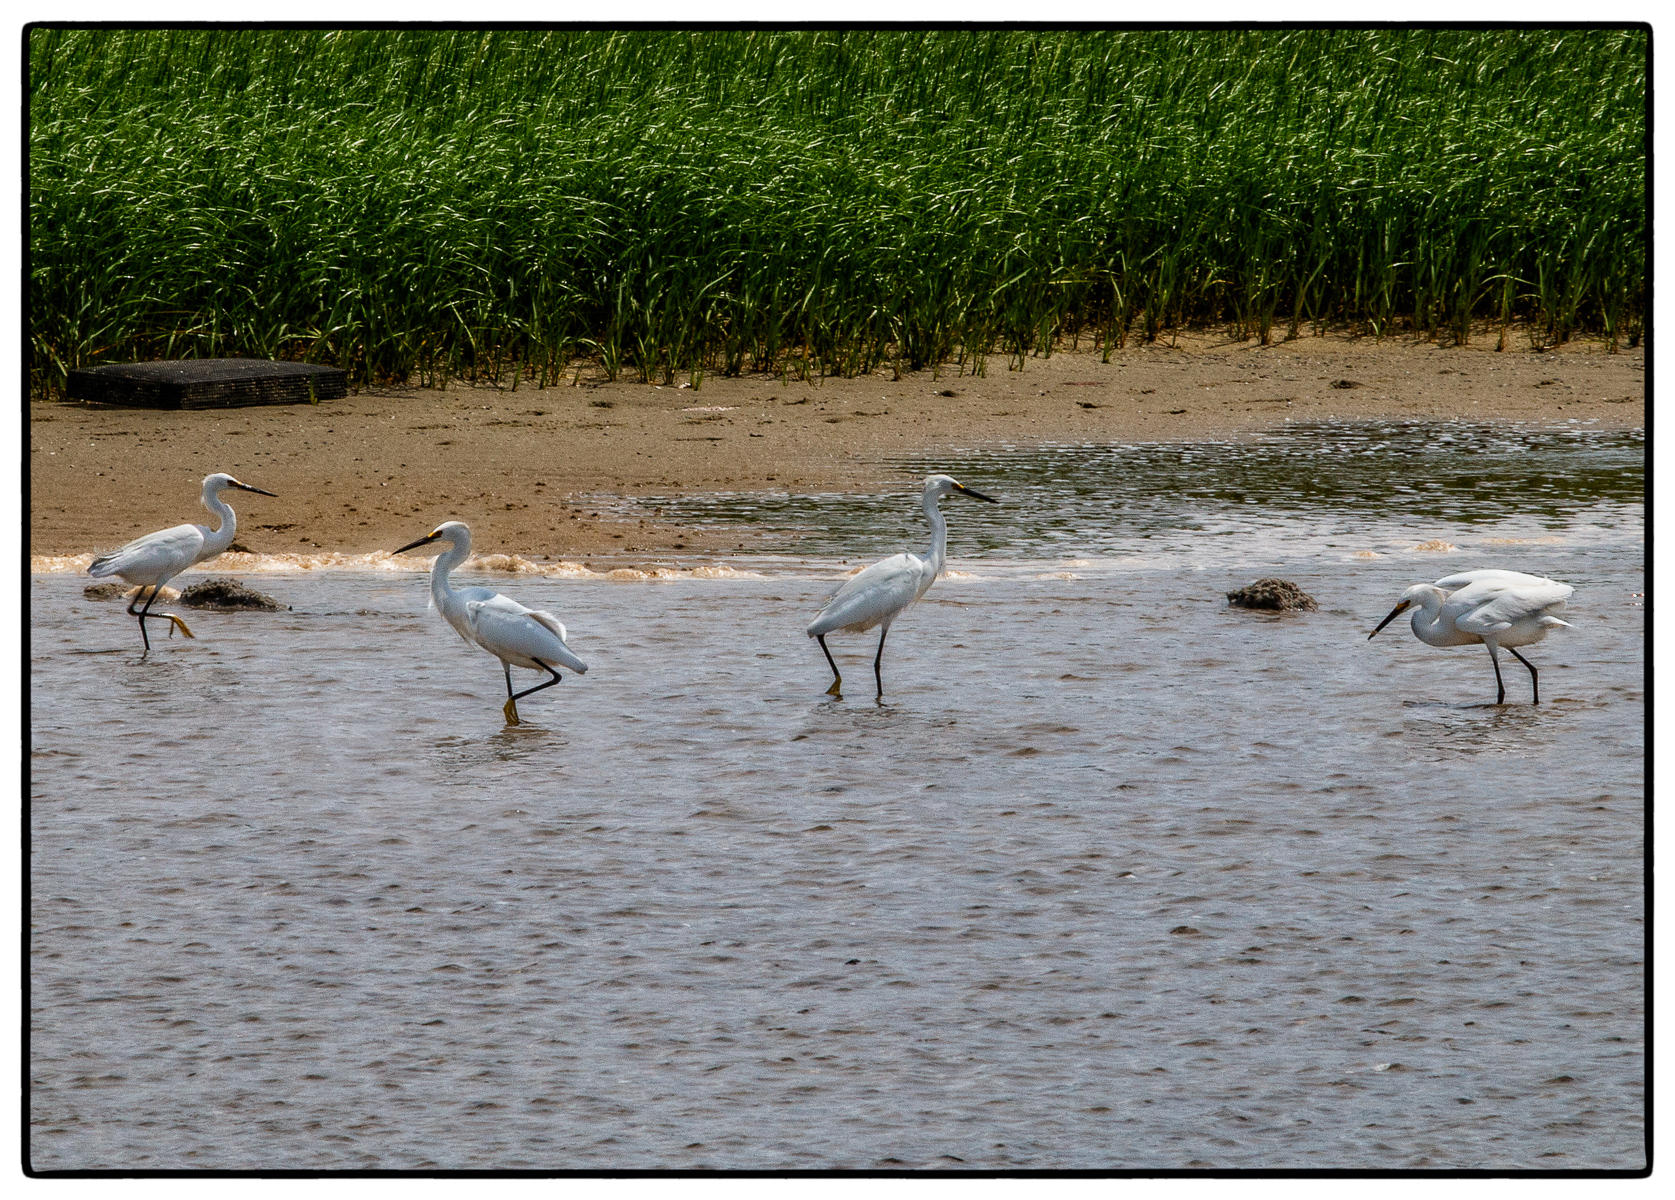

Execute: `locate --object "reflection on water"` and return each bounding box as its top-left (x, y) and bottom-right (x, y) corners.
top-left (433, 725), bottom-right (569, 768)
top-left (1395, 695), bottom-right (1595, 757)
top-left (29, 421), bottom-right (1644, 1171)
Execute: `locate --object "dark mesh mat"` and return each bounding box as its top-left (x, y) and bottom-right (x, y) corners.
top-left (66, 359), bottom-right (348, 409)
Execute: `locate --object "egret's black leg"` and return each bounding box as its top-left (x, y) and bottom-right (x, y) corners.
top-left (502, 658), bottom-right (563, 725)
top-left (126, 584), bottom-right (157, 653)
top-left (125, 582), bottom-right (193, 652)
top-left (873, 628), bottom-right (889, 699)
top-left (1487, 644), bottom-right (1506, 705)
top-left (510, 660), bottom-right (563, 703)
top-left (817, 634), bottom-right (842, 696)
top-left (1508, 646), bottom-right (1541, 704)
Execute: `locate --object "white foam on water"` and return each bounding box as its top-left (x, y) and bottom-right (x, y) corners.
top-left (32, 549), bottom-right (772, 581)
top-left (32, 554), bottom-right (95, 573)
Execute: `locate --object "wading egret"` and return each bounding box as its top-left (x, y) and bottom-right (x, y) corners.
top-left (1369, 569), bottom-right (1573, 704)
top-left (393, 521), bottom-right (587, 725)
top-left (807, 473), bottom-right (998, 699)
top-left (87, 472), bottom-right (276, 652)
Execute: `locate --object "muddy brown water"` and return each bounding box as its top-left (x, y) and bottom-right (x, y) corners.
top-left (29, 421), bottom-right (1643, 1169)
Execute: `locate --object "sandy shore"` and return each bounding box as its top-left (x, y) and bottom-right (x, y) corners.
top-left (30, 330), bottom-right (1644, 563)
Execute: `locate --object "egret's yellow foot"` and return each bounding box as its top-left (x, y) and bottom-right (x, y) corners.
top-left (825, 678), bottom-right (843, 696)
top-left (503, 698), bottom-right (521, 725)
top-left (167, 614), bottom-right (195, 639)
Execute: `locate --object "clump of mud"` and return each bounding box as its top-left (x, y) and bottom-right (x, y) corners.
top-left (1227, 578), bottom-right (1318, 611)
top-left (84, 582), bottom-right (179, 603)
top-left (177, 577), bottom-right (289, 610)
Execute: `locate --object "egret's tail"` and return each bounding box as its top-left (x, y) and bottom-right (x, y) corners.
top-left (87, 552), bottom-right (119, 578)
top-left (526, 610), bottom-right (586, 673)
top-left (805, 599), bottom-right (838, 638)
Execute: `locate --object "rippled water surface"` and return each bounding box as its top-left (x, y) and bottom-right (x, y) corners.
top-left (30, 422), bottom-right (1644, 1170)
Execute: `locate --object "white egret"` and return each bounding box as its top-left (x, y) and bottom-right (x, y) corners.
top-left (393, 521), bottom-right (587, 725)
top-left (1369, 569), bottom-right (1573, 704)
top-left (807, 473), bottom-right (998, 698)
top-left (87, 471), bottom-right (276, 652)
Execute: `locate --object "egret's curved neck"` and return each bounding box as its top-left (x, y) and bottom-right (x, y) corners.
top-left (920, 489), bottom-right (949, 575)
top-left (198, 484), bottom-right (238, 558)
top-left (429, 536), bottom-right (472, 615)
top-left (1408, 586), bottom-right (1451, 642)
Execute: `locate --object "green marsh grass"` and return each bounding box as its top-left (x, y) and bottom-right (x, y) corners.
top-left (28, 28), bottom-right (1646, 393)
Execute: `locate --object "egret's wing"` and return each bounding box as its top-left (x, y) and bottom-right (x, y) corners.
top-left (88, 523), bottom-right (205, 579)
top-left (465, 594), bottom-right (536, 644)
top-left (467, 597), bottom-right (587, 672)
top-left (1448, 577), bottom-right (1573, 635)
top-left (524, 608), bottom-right (568, 644)
top-left (436, 583), bottom-right (492, 630)
top-left (807, 553), bottom-right (926, 635)
top-left (427, 584), bottom-right (492, 642)
top-left (1433, 569), bottom-right (1555, 594)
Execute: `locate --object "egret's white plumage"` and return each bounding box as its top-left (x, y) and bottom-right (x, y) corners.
top-left (394, 521), bottom-right (586, 724)
top-left (87, 471), bottom-right (275, 651)
top-left (1369, 568), bottom-right (1573, 703)
top-left (807, 473), bottom-right (997, 698)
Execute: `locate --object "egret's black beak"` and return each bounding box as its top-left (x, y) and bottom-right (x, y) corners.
top-left (234, 481), bottom-right (277, 497)
top-left (1368, 600), bottom-right (1410, 640)
top-left (394, 532), bottom-right (442, 555)
top-left (956, 484), bottom-right (999, 503)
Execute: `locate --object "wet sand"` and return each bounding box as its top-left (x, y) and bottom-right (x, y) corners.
top-left (29, 330), bottom-right (1644, 563)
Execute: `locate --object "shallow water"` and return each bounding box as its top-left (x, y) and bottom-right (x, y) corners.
top-left (29, 421), bottom-right (1644, 1170)
top-left (612, 419), bottom-right (1645, 565)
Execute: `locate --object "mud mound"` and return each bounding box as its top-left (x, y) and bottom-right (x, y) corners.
top-left (1227, 578), bottom-right (1317, 611)
top-left (177, 577), bottom-right (289, 610)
